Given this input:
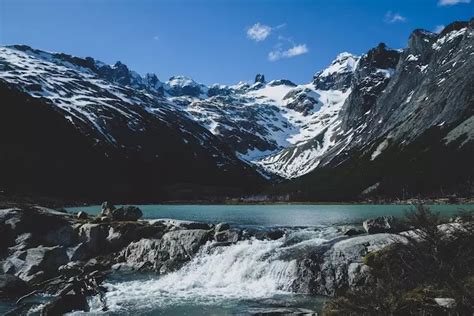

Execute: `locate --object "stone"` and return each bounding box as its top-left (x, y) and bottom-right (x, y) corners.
top-left (41, 293), bottom-right (89, 315)
top-left (167, 219), bottom-right (213, 230)
top-left (4, 245), bottom-right (69, 282)
top-left (77, 211), bottom-right (88, 220)
top-left (111, 206), bottom-right (143, 221)
top-left (120, 229), bottom-right (212, 273)
top-left (434, 298), bottom-right (456, 309)
top-left (344, 227), bottom-right (365, 236)
top-left (215, 228), bottom-right (241, 243)
top-left (77, 223), bottom-right (105, 254)
top-left (363, 216), bottom-right (399, 234)
top-left (292, 233), bottom-right (408, 296)
top-left (215, 222), bottom-right (230, 233)
top-left (100, 201), bottom-right (115, 217)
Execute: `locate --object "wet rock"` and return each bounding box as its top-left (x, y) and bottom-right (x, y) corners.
top-left (41, 293), bottom-right (89, 315)
top-left (0, 274), bottom-right (30, 298)
top-left (120, 229), bottom-right (212, 273)
top-left (264, 229), bottom-right (285, 240)
top-left (363, 215), bottom-right (400, 234)
top-left (246, 307), bottom-right (317, 315)
top-left (167, 219), bottom-right (213, 230)
top-left (77, 211), bottom-right (88, 220)
top-left (343, 227), bottom-right (365, 236)
top-left (292, 233), bottom-right (408, 296)
top-left (111, 206), bottom-right (143, 221)
top-left (100, 201), bottom-right (115, 217)
top-left (58, 261), bottom-right (84, 278)
top-left (215, 222), bottom-right (230, 233)
top-left (215, 228), bottom-right (241, 243)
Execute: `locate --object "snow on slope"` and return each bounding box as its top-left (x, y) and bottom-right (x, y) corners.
top-left (0, 44), bottom-right (360, 179)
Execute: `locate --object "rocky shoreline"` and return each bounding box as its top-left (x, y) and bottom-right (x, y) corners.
top-left (0, 203), bottom-right (468, 314)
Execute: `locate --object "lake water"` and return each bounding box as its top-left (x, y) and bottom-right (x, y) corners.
top-left (9, 204), bottom-right (472, 315)
top-left (70, 203), bottom-right (470, 227)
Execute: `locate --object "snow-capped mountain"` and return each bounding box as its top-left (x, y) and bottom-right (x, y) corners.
top-left (0, 46), bottom-right (265, 201)
top-left (0, 18), bottom-right (472, 200)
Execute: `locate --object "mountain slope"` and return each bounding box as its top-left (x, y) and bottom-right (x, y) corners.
top-left (0, 18), bottom-right (472, 201)
top-left (0, 47), bottom-right (265, 201)
top-left (275, 19), bottom-right (474, 200)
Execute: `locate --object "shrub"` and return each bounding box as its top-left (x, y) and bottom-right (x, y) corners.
top-left (323, 205), bottom-right (474, 315)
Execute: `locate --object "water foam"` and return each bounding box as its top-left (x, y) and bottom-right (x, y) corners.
top-left (86, 227), bottom-right (341, 314)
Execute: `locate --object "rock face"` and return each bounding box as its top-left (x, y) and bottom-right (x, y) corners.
top-left (255, 73), bottom-right (266, 84)
top-left (292, 233), bottom-right (407, 296)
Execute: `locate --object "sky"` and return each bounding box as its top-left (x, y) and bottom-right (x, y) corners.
top-left (0, 0), bottom-right (473, 85)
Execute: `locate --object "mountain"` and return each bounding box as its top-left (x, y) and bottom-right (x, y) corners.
top-left (275, 20), bottom-right (474, 200)
top-left (0, 18), bottom-right (472, 201)
top-left (0, 46), bottom-right (265, 201)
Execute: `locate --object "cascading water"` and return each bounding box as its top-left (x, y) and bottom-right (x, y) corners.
top-left (84, 227), bottom-right (342, 314)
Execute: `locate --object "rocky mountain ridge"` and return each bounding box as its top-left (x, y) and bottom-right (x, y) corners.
top-left (0, 18), bottom-right (472, 200)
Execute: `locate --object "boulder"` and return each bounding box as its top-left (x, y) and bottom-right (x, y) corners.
top-left (363, 215), bottom-right (399, 234)
top-left (111, 206), bottom-right (143, 221)
top-left (77, 211), bottom-right (88, 220)
top-left (100, 201), bottom-right (115, 217)
top-left (120, 229), bottom-right (212, 273)
top-left (41, 293), bottom-right (89, 315)
top-left (77, 223), bottom-right (105, 254)
top-left (215, 228), bottom-right (241, 243)
top-left (0, 274), bottom-right (30, 298)
top-left (215, 222), bottom-right (230, 233)
top-left (45, 225), bottom-right (77, 247)
top-left (344, 227), bottom-right (365, 236)
top-left (166, 219), bottom-right (213, 230)
top-left (3, 245), bottom-right (69, 283)
top-left (292, 233), bottom-right (408, 296)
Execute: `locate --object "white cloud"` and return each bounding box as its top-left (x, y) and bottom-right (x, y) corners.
top-left (247, 23), bottom-right (272, 42)
top-left (438, 0), bottom-right (470, 5)
top-left (384, 11), bottom-right (407, 23)
top-left (268, 44), bottom-right (309, 61)
top-left (434, 25), bottom-right (445, 33)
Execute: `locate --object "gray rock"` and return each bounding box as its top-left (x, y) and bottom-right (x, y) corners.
top-left (292, 233), bottom-right (408, 296)
top-left (45, 224), bottom-right (77, 247)
top-left (167, 219), bottom-right (213, 230)
top-left (100, 201), bottom-right (115, 217)
top-left (77, 223), bottom-right (105, 254)
top-left (363, 215), bottom-right (398, 234)
top-left (120, 229), bottom-right (212, 273)
top-left (77, 211), bottom-right (88, 220)
top-left (111, 206), bottom-right (143, 221)
top-left (214, 228), bottom-right (241, 243)
top-left (214, 222), bottom-right (230, 233)
top-left (4, 245), bottom-right (69, 282)
top-left (344, 227), bottom-right (365, 236)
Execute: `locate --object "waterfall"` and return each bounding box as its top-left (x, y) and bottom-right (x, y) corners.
top-left (85, 227), bottom-right (341, 314)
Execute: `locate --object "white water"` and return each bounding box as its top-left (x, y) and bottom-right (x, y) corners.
top-left (88, 227), bottom-right (341, 314)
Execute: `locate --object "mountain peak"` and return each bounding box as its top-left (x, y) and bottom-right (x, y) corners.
top-left (255, 74), bottom-right (266, 84)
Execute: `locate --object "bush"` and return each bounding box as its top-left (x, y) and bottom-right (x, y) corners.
top-left (323, 205), bottom-right (474, 315)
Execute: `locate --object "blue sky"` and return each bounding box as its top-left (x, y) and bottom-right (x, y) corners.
top-left (0, 0), bottom-right (472, 85)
